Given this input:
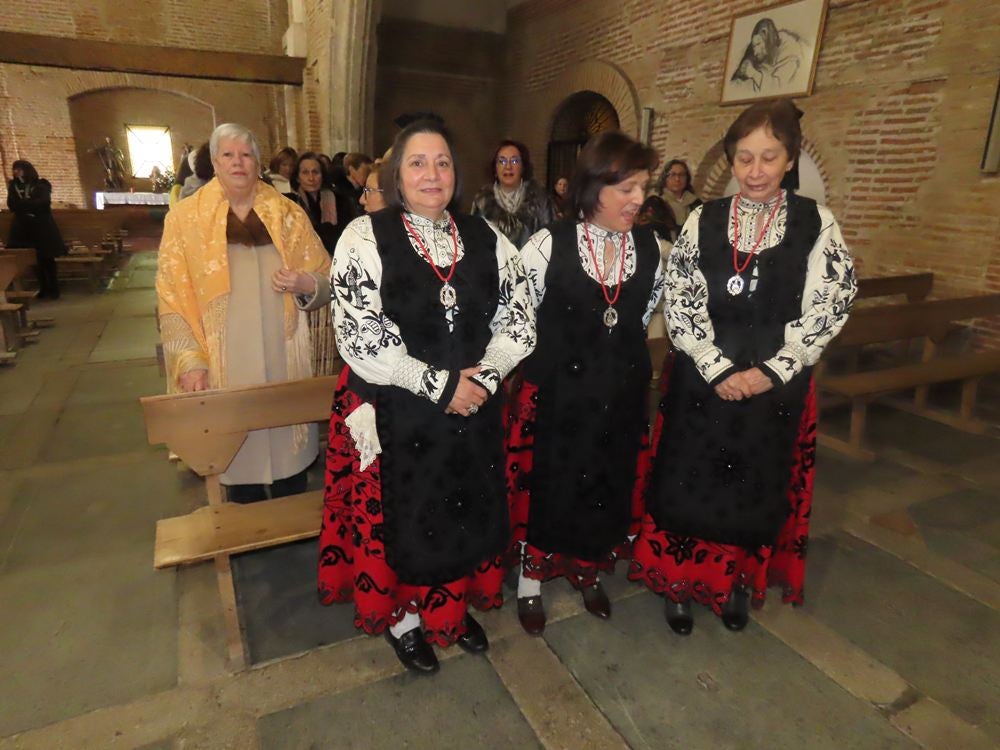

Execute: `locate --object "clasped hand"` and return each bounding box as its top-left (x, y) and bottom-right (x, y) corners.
top-left (714, 367), bottom-right (773, 401)
top-left (270, 268), bottom-right (316, 296)
top-left (446, 366), bottom-right (488, 417)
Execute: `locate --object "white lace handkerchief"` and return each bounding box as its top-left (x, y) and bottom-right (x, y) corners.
top-left (344, 402), bottom-right (382, 471)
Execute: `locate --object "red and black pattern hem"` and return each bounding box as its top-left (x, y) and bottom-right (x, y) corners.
top-left (628, 377), bottom-right (816, 615)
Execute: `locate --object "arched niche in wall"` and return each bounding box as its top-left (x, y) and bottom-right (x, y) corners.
top-left (546, 91), bottom-right (620, 187)
top-left (696, 138), bottom-right (829, 204)
top-left (534, 60), bottom-right (640, 185)
top-left (68, 87), bottom-right (215, 207)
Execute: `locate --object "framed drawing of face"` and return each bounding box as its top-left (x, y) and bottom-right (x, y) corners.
top-left (721, 0), bottom-right (829, 105)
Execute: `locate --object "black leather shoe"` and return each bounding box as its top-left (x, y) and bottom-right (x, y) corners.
top-left (581, 581), bottom-right (611, 619)
top-left (384, 627), bottom-right (439, 674)
top-left (517, 595), bottom-right (546, 635)
top-left (456, 614), bottom-right (489, 654)
top-left (664, 599), bottom-right (694, 635)
top-left (721, 587), bottom-right (750, 631)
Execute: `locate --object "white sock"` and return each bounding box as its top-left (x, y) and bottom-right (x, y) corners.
top-left (517, 569), bottom-right (541, 598)
top-left (389, 611), bottom-right (421, 639)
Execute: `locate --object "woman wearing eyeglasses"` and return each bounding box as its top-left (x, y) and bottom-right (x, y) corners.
top-left (359, 163), bottom-right (387, 214)
top-left (472, 140), bottom-right (554, 248)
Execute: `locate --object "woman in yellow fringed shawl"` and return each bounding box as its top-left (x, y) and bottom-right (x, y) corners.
top-left (156, 123), bottom-right (332, 503)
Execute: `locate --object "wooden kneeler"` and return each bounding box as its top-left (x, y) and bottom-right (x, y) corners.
top-left (141, 375), bottom-right (339, 670)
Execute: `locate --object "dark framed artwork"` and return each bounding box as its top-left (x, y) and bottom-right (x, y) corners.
top-left (721, 0), bottom-right (829, 105)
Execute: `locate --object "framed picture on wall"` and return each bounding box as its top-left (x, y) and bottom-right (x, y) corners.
top-left (720, 0), bottom-right (829, 105)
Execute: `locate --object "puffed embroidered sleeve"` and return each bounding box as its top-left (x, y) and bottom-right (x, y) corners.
top-left (642, 256), bottom-right (666, 328)
top-left (760, 207), bottom-right (857, 385)
top-left (518, 227), bottom-right (552, 309)
top-left (473, 223), bottom-right (537, 395)
top-left (331, 217), bottom-right (453, 406)
top-left (663, 207), bottom-right (738, 385)
top-left (155, 209), bottom-right (209, 387)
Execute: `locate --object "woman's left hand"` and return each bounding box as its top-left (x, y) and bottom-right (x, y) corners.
top-left (741, 367), bottom-right (774, 396)
top-left (271, 268), bottom-right (316, 296)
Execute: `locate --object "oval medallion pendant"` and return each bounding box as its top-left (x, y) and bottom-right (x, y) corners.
top-left (726, 274), bottom-right (745, 296)
top-left (439, 282), bottom-right (457, 308)
top-left (603, 306), bottom-right (619, 329)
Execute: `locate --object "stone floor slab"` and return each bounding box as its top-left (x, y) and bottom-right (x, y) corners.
top-left (543, 593), bottom-right (919, 750)
top-left (864, 405), bottom-right (1000, 465)
top-left (233, 538), bottom-right (362, 665)
top-left (88, 316), bottom-right (159, 363)
top-left (256, 654), bottom-right (542, 750)
top-left (908, 489), bottom-right (1000, 582)
top-left (806, 532), bottom-right (1000, 742)
top-left (112, 288), bottom-right (160, 319)
top-left (65, 363), bottom-right (164, 408)
top-left (0, 455), bottom-right (181, 736)
top-left (40, 401), bottom-right (154, 463)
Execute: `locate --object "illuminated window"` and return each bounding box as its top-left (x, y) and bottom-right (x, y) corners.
top-left (125, 125), bottom-right (173, 178)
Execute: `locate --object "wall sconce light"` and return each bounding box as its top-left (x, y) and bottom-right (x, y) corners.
top-left (640, 107), bottom-right (654, 145)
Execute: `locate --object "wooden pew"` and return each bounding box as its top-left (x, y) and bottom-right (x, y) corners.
top-left (142, 375), bottom-right (339, 670)
top-left (856, 272), bottom-right (933, 303)
top-left (818, 294), bottom-right (1000, 460)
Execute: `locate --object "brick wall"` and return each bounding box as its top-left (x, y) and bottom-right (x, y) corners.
top-left (503, 0), bottom-right (1000, 346)
top-left (374, 20), bottom-right (505, 210)
top-left (0, 0), bottom-right (289, 208)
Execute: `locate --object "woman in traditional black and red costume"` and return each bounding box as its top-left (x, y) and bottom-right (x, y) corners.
top-left (629, 99), bottom-right (857, 634)
top-left (506, 131), bottom-right (665, 634)
top-left (317, 118), bottom-right (535, 674)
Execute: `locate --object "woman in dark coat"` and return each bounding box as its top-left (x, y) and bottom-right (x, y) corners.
top-left (506, 131), bottom-right (664, 634)
top-left (6, 160), bottom-right (66, 299)
top-left (471, 140), bottom-right (554, 248)
top-left (283, 151), bottom-right (339, 255)
top-left (630, 99), bottom-right (857, 635)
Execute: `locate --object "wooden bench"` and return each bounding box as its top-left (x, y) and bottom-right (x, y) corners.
top-left (856, 272), bottom-right (933, 303)
top-left (142, 375), bottom-right (339, 670)
top-left (818, 294), bottom-right (1000, 460)
top-left (56, 254), bottom-right (106, 291)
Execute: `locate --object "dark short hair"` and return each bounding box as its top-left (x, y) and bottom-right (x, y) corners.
top-left (382, 118), bottom-right (462, 213)
top-left (289, 151), bottom-right (326, 191)
top-left (343, 153), bottom-right (373, 172)
top-left (12, 160), bottom-right (39, 182)
top-left (724, 99), bottom-right (802, 165)
top-left (570, 131), bottom-right (658, 220)
top-left (268, 147), bottom-right (297, 174)
top-left (488, 139), bottom-right (533, 182)
top-left (639, 195), bottom-right (678, 229)
top-left (193, 143), bottom-right (214, 181)
top-left (655, 159), bottom-right (693, 195)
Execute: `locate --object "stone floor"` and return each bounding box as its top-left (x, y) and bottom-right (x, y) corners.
top-left (1, 253), bottom-right (998, 749)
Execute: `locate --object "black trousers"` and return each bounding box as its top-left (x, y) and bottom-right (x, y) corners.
top-left (225, 468), bottom-right (309, 504)
top-left (36, 256), bottom-right (59, 298)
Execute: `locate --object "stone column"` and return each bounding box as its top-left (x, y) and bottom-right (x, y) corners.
top-left (327, 0), bottom-right (379, 155)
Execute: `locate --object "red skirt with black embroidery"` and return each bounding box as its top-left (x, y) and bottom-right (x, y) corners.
top-left (505, 378), bottom-right (652, 589)
top-left (628, 377), bottom-right (817, 615)
top-left (316, 367), bottom-right (505, 648)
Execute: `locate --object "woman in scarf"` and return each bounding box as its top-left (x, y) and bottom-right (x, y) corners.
top-left (507, 131), bottom-right (664, 634)
top-left (655, 159), bottom-right (701, 228)
top-left (318, 118), bottom-right (535, 675)
top-left (156, 123), bottom-right (331, 503)
top-left (630, 99), bottom-right (856, 635)
top-left (6, 160), bottom-right (66, 299)
top-left (471, 140), bottom-right (554, 248)
top-left (284, 151), bottom-right (339, 255)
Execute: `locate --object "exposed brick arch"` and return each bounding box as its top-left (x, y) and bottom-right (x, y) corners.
top-left (68, 85), bottom-right (216, 117)
top-left (528, 60), bottom-right (641, 181)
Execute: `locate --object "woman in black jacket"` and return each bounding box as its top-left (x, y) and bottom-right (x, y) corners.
top-left (7, 160), bottom-right (66, 298)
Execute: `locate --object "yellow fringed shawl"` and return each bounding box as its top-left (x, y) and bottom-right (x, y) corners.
top-left (156, 177), bottom-right (331, 390)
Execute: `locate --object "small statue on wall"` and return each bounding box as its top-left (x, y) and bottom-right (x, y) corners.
top-left (90, 136), bottom-right (127, 190)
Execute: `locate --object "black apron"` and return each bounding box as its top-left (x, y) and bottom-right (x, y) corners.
top-left (521, 221), bottom-right (658, 560)
top-left (647, 194), bottom-right (820, 549)
top-left (349, 210), bottom-right (509, 585)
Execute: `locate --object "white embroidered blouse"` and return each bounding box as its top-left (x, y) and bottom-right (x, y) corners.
top-left (665, 190), bottom-right (857, 385)
top-left (331, 211), bottom-right (536, 402)
top-left (519, 222), bottom-right (666, 323)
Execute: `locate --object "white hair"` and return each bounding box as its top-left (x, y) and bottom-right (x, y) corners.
top-left (209, 123), bottom-right (261, 164)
